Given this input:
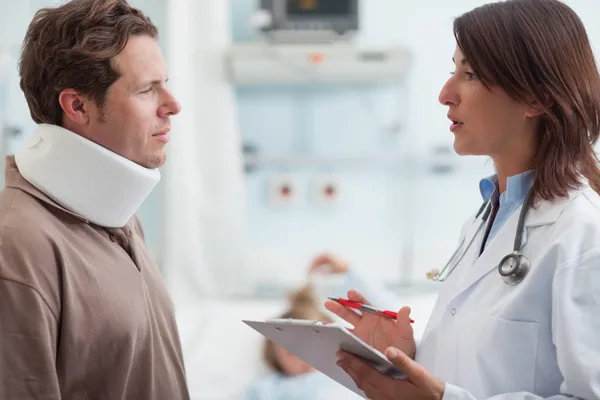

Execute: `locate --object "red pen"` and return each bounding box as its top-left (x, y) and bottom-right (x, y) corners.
top-left (328, 297), bottom-right (415, 323)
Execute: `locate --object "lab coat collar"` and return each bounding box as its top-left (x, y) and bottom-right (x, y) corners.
top-left (451, 179), bottom-right (589, 299)
top-left (524, 179), bottom-right (589, 228)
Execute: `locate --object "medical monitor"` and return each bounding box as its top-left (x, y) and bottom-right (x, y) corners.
top-left (259, 0), bottom-right (359, 42)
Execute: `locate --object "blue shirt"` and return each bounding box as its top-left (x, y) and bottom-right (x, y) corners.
top-left (479, 171), bottom-right (534, 249)
top-left (245, 371), bottom-right (357, 400)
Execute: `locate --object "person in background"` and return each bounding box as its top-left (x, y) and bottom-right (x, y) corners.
top-left (0, 0), bottom-right (188, 398)
top-left (246, 285), bottom-right (361, 400)
top-left (309, 252), bottom-right (399, 311)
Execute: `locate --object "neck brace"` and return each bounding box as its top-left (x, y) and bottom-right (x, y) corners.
top-left (14, 123), bottom-right (160, 228)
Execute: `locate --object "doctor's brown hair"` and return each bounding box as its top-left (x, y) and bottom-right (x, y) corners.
top-left (454, 0), bottom-right (600, 203)
top-left (19, 0), bottom-right (158, 126)
top-left (262, 285), bottom-right (332, 374)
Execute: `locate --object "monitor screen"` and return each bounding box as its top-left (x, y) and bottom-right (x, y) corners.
top-left (286, 0), bottom-right (352, 17)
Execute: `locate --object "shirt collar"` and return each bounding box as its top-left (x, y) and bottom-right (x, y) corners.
top-left (479, 175), bottom-right (497, 203)
top-left (479, 170), bottom-right (534, 205)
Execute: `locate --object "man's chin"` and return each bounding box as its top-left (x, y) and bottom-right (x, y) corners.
top-left (141, 152), bottom-right (167, 169)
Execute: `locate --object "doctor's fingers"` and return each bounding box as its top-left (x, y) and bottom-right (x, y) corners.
top-left (339, 353), bottom-right (409, 400)
top-left (362, 381), bottom-right (412, 400)
top-left (325, 299), bottom-right (362, 326)
top-left (385, 348), bottom-right (445, 399)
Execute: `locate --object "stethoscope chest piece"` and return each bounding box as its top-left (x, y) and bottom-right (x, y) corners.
top-left (498, 251), bottom-right (530, 285)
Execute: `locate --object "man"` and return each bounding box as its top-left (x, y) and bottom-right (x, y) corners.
top-left (0, 0), bottom-right (189, 399)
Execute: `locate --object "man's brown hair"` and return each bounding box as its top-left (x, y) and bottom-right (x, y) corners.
top-left (19, 0), bottom-right (158, 126)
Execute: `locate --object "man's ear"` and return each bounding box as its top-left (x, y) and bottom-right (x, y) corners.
top-left (58, 89), bottom-right (90, 126)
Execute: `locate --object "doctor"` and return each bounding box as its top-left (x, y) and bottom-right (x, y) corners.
top-left (328, 0), bottom-right (600, 399)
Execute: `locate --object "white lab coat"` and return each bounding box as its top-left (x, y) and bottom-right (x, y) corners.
top-left (416, 183), bottom-right (600, 399)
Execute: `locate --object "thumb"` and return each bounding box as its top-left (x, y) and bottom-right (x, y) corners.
top-left (396, 306), bottom-right (412, 324)
top-left (386, 347), bottom-right (426, 385)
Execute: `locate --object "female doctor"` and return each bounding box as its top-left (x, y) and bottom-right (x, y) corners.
top-left (327, 0), bottom-right (600, 399)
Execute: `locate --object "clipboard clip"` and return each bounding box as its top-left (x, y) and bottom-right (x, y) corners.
top-left (265, 318), bottom-right (325, 326)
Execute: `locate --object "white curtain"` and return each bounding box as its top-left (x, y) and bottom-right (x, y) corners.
top-left (163, 0), bottom-right (247, 309)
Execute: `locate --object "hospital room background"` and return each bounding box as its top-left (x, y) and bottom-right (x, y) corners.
top-left (2, 0), bottom-right (600, 399)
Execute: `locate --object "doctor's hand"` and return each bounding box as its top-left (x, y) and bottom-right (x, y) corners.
top-left (336, 347), bottom-right (445, 400)
top-left (325, 290), bottom-right (416, 359)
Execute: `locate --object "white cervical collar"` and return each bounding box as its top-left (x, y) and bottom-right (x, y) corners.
top-left (14, 123), bottom-right (160, 228)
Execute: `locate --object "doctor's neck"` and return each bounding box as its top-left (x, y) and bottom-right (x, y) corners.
top-left (492, 144), bottom-right (537, 195)
top-left (490, 120), bottom-right (539, 194)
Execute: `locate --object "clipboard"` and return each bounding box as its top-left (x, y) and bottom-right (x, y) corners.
top-left (243, 318), bottom-right (407, 398)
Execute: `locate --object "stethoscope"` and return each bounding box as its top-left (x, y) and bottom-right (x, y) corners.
top-left (426, 189), bottom-right (532, 286)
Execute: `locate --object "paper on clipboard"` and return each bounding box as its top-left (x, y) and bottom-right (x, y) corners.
top-left (243, 318), bottom-right (407, 399)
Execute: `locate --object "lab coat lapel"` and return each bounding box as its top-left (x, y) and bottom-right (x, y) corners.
top-left (449, 185), bottom-right (587, 300)
top-left (451, 204), bottom-right (525, 298)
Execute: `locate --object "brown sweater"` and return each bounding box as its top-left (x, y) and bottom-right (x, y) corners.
top-left (0, 156), bottom-right (190, 400)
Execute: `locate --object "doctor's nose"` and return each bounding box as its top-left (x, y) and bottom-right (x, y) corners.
top-left (439, 78), bottom-right (459, 106)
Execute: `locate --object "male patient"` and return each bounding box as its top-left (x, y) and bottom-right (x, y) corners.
top-left (0, 0), bottom-right (189, 398)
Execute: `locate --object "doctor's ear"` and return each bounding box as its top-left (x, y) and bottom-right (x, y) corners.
top-left (59, 88), bottom-right (91, 126)
top-left (525, 89), bottom-right (553, 118)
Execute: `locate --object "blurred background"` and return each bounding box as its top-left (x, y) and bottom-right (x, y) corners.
top-left (2, 0), bottom-right (600, 398)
